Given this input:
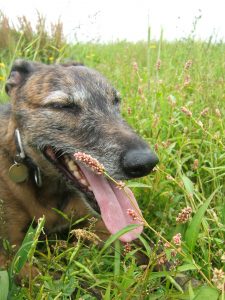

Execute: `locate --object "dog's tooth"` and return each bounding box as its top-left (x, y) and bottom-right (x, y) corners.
top-left (73, 171), bottom-right (81, 180)
top-left (68, 160), bottom-right (76, 171)
top-left (88, 186), bottom-right (93, 191)
top-left (64, 155), bottom-right (70, 162)
top-left (80, 178), bottom-right (88, 186)
top-left (70, 163), bottom-right (78, 171)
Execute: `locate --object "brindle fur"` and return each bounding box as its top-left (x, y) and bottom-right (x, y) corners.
top-left (0, 59), bottom-right (156, 270)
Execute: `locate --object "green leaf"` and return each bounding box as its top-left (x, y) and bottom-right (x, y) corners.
top-left (8, 217), bottom-right (45, 282)
top-left (74, 261), bottom-right (96, 280)
top-left (167, 275), bottom-right (183, 293)
top-left (193, 286), bottom-right (219, 300)
top-left (127, 182), bottom-right (152, 188)
top-left (188, 281), bottom-right (195, 300)
top-left (103, 283), bottom-right (111, 300)
top-left (181, 174), bottom-right (194, 195)
top-left (148, 271), bottom-right (169, 280)
top-left (138, 236), bottom-right (152, 257)
top-left (177, 263), bottom-right (197, 272)
top-left (185, 189), bottom-right (218, 252)
top-left (0, 271), bottom-right (9, 300)
top-left (100, 224), bottom-right (140, 254)
top-left (9, 224), bottom-right (36, 276)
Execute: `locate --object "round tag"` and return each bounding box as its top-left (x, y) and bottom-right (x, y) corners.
top-left (8, 163), bottom-right (29, 183)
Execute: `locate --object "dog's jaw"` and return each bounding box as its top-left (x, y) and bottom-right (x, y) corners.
top-left (42, 145), bottom-right (101, 214)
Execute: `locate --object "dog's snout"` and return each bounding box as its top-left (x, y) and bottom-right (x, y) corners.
top-left (122, 148), bottom-right (159, 178)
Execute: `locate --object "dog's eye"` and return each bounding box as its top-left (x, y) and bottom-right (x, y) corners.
top-left (50, 103), bottom-right (81, 113)
top-left (113, 96), bottom-right (121, 106)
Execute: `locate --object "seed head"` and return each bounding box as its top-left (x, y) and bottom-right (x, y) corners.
top-left (74, 152), bottom-right (105, 175)
top-left (200, 107), bottom-right (209, 117)
top-left (164, 242), bottom-right (171, 249)
top-left (116, 180), bottom-right (126, 190)
top-left (154, 143), bottom-right (159, 151)
top-left (132, 61), bottom-right (138, 72)
top-left (176, 207), bottom-right (192, 224)
top-left (193, 159), bottom-right (199, 170)
top-left (212, 268), bottom-right (225, 290)
top-left (215, 108), bottom-right (221, 118)
top-left (157, 252), bottom-right (167, 265)
top-left (156, 59), bottom-right (161, 70)
top-left (127, 208), bottom-right (139, 221)
top-left (71, 229), bottom-right (101, 244)
top-left (221, 253), bottom-right (225, 263)
top-left (181, 106), bottom-right (192, 117)
top-left (184, 59), bottom-right (193, 70)
top-left (197, 120), bottom-right (204, 128)
top-left (172, 233), bottom-right (182, 246)
top-left (162, 140), bottom-right (171, 148)
top-left (166, 174), bottom-right (174, 181)
top-left (168, 94), bottom-right (176, 107)
top-left (126, 208), bottom-right (143, 223)
top-left (123, 243), bottom-right (132, 255)
top-left (138, 86), bottom-right (143, 95)
top-left (127, 107), bottom-right (132, 114)
top-left (184, 75), bottom-right (191, 86)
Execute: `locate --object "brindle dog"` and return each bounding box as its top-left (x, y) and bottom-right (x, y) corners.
top-left (0, 59), bottom-right (158, 270)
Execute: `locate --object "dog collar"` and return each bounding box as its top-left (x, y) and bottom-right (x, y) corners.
top-left (8, 128), bottom-right (42, 187)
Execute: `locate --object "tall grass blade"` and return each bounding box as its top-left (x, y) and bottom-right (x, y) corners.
top-left (185, 188), bottom-right (219, 252)
top-left (0, 271), bottom-right (9, 300)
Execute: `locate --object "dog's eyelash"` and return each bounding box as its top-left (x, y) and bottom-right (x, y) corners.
top-left (48, 103), bottom-right (81, 113)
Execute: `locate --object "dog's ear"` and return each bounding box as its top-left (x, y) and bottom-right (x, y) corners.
top-left (5, 59), bottom-right (38, 95)
top-left (60, 61), bottom-right (84, 67)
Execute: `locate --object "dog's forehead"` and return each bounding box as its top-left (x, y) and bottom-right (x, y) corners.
top-left (66, 66), bottom-right (113, 92)
top-left (42, 65), bottom-right (117, 103)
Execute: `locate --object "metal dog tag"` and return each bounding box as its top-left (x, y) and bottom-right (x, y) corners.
top-left (8, 163), bottom-right (28, 183)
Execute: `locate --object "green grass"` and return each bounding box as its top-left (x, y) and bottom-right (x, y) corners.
top-left (0, 15), bottom-right (224, 299)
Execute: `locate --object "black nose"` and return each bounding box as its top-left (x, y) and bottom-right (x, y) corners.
top-left (122, 148), bottom-right (159, 178)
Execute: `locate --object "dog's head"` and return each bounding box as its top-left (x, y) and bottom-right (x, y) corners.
top-left (6, 59), bottom-right (159, 241)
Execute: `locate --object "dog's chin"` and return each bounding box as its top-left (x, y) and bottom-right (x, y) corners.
top-left (42, 146), bottom-right (101, 214)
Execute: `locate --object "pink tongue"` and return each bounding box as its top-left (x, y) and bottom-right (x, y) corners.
top-left (78, 163), bottom-right (143, 242)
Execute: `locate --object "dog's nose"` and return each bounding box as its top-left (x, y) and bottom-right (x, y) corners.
top-left (122, 148), bottom-right (159, 178)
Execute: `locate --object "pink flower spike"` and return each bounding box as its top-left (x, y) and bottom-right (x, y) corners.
top-left (127, 208), bottom-right (139, 221)
top-left (172, 233), bottom-right (182, 246)
top-left (74, 152), bottom-right (105, 175)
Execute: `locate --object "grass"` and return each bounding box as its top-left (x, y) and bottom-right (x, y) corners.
top-left (0, 13), bottom-right (224, 299)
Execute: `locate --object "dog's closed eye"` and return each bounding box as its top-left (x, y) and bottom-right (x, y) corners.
top-left (47, 102), bottom-right (82, 114)
top-left (43, 91), bottom-right (81, 114)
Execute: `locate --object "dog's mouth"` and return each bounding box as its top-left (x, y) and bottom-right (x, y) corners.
top-left (43, 146), bottom-right (143, 242)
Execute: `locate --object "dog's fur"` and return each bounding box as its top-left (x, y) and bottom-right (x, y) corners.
top-left (0, 60), bottom-right (158, 269)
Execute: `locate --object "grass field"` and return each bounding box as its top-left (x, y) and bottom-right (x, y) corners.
top-left (0, 14), bottom-right (224, 299)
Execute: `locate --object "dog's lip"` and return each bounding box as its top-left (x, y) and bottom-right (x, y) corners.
top-left (42, 146), bottom-right (100, 214)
